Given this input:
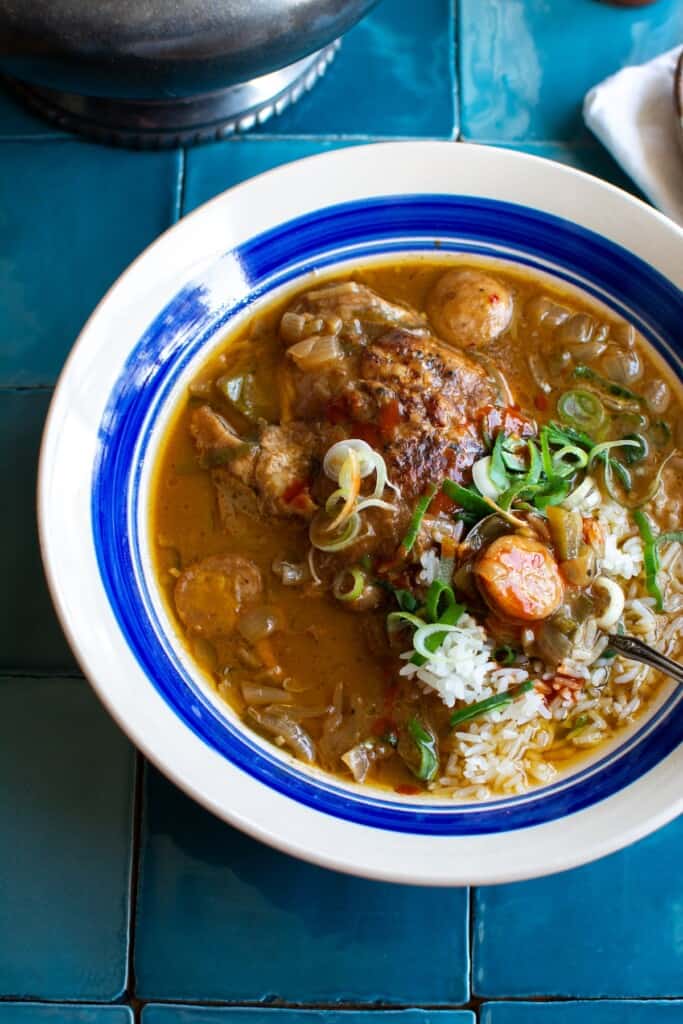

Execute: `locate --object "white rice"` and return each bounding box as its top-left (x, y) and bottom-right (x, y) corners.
top-left (417, 548), bottom-right (440, 585)
top-left (414, 490), bottom-right (678, 801)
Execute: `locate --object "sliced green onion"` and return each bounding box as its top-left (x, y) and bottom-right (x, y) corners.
top-left (425, 580), bottom-right (458, 623)
top-left (622, 433), bottom-right (649, 465)
top-left (407, 718), bottom-right (439, 782)
top-left (386, 611), bottom-right (426, 633)
top-left (333, 568), bottom-right (366, 602)
top-left (546, 421), bottom-right (595, 452)
top-left (412, 622), bottom-right (460, 660)
top-left (400, 485), bottom-right (437, 555)
top-left (495, 644), bottom-right (518, 666)
top-left (573, 364), bottom-right (644, 403)
top-left (309, 510), bottom-right (361, 552)
top-left (655, 529), bottom-right (683, 547)
top-left (450, 681), bottom-right (534, 728)
top-left (442, 479), bottom-right (491, 517)
top-left (650, 421), bottom-right (672, 448)
top-left (472, 456), bottom-right (504, 500)
top-left (564, 714), bottom-right (590, 739)
top-left (558, 389), bottom-right (606, 434)
top-left (607, 459), bottom-right (632, 493)
top-left (551, 444), bottom-right (589, 478)
top-left (588, 438), bottom-right (641, 468)
top-left (526, 439), bottom-right (542, 484)
top-left (489, 432), bottom-right (511, 490)
top-left (501, 436), bottom-right (528, 473)
top-left (393, 588), bottom-right (418, 612)
top-left (633, 510), bottom-right (663, 612)
top-left (534, 478), bottom-right (571, 511)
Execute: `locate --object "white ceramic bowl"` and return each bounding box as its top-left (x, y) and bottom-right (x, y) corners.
top-left (38, 142), bottom-right (683, 885)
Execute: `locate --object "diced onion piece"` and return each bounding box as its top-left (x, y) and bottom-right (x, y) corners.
top-left (280, 311), bottom-right (308, 344)
top-left (238, 606), bottom-right (282, 643)
top-left (342, 743), bottom-right (371, 783)
top-left (247, 708), bottom-right (316, 762)
top-left (271, 558), bottom-right (308, 586)
top-left (287, 334), bottom-right (343, 370)
top-left (241, 685), bottom-right (291, 705)
top-left (472, 456), bottom-right (504, 501)
top-left (593, 576), bottom-right (625, 629)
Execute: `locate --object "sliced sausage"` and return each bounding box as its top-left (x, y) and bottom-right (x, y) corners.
top-left (474, 534), bottom-right (564, 622)
top-left (174, 554), bottom-right (262, 639)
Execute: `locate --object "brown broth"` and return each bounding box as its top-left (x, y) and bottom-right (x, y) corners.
top-left (151, 257), bottom-right (682, 796)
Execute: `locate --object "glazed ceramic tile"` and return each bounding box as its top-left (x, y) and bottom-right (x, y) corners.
top-left (0, 87), bottom-right (66, 138)
top-left (0, 677), bottom-right (135, 999)
top-left (481, 1003), bottom-right (683, 1022)
top-left (0, 390), bottom-right (76, 670)
top-left (135, 767), bottom-right (470, 1003)
top-left (459, 0), bottom-right (683, 142)
top-left (474, 816), bottom-right (683, 998)
top-left (143, 1011), bottom-right (475, 1024)
top-left (253, 0), bottom-right (456, 139)
top-left (0, 1008), bottom-right (133, 1024)
top-left (183, 139), bottom-right (358, 214)
top-left (0, 140), bottom-right (180, 385)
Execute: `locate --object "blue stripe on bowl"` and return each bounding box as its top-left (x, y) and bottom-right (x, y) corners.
top-left (92, 196), bottom-right (683, 836)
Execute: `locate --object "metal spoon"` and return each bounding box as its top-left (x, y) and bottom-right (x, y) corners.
top-left (607, 633), bottom-right (683, 685)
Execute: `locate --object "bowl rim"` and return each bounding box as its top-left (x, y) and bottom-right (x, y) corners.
top-left (38, 141), bottom-right (683, 885)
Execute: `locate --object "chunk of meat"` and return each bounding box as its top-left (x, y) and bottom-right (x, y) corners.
top-left (293, 281), bottom-right (427, 332)
top-left (474, 535), bottom-right (564, 622)
top-left (191, 405), bottom-right (341, 520)
top-left (358, 328), bottom-right (498, 429)
top-left (174, 554), bottom-right (262, 639)
top-left (427, 269), bottom-right (513, 349)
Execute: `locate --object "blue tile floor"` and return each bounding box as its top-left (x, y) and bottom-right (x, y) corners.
top-left (1, 0), bottom-right (682, 1019)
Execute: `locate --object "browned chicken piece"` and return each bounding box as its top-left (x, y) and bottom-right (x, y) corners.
top-left (291, 281), bottom-right (427, 332)
top-left (191, 280), bottom-right (512, 537)
top-left (359, 328), bottom-right (498, 429)
top-left (427, 269), bottom-right (513, 349)
top-left (174, 554), bottom-right (262, 639)
top-left (191, 405), bottom-right (340, 520)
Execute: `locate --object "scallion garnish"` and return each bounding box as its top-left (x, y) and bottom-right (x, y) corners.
top-left (442, 479), bottom-right (491, 517)
top-left (407, 718), bottom-right (439, 782)
top-left (633, 510), bottom-right (683, 613)
top-left (495, 644), bottom-right (518, 666)
top-left (450, 681), bottom-right (534, 728)
top-left (557, 389), bottom-right (606, 435)
top-left (400, 484), bottom-right (437, 554)
top-left (573, 364), bottom-right (644, 404)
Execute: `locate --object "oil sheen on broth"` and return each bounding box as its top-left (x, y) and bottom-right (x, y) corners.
top-left (151, 259), bottom-right (683, 799)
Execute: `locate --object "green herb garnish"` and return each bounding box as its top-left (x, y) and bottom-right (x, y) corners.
top-left (450, 681), bottom-right (534, 728)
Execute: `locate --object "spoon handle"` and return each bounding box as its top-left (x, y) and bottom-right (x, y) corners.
top-left (607, 634), bottom-right (683, 686)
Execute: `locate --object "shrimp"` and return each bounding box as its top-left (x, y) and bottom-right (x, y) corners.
top-left (474, 534), bottom-right (564, 622)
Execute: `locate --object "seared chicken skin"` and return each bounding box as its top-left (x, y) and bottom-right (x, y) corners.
top-left (191, 277), bottom-right (509, 528)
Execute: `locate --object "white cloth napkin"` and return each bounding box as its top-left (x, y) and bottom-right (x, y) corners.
top-left (583, 46), bottom-right (683, 226)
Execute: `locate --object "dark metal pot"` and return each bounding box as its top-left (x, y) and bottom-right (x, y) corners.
top-left (0, 0), bottom-right (379, 146)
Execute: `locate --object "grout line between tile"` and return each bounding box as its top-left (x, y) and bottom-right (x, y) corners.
top-left (0, 385), bottom-right (54, 393)
top-left (126, 754), bottom-right (145, 1007)
top-left (173, 148), bottom-right (187, 222)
